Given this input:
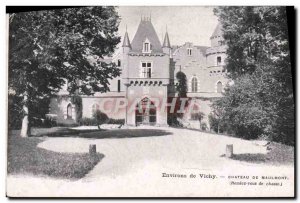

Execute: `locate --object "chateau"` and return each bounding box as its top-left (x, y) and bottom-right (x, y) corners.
top-left (49, 17), bottom-right (228, 129)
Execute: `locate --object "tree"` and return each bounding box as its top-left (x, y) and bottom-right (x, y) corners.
top-left (166, 71), bottom-right (189, 125)
top-left (9, 7), bottom-right (121, 137)
top-left (175, 71), bottom-right (188, 97)
top-left (212, 7), bottom-right (294, 144)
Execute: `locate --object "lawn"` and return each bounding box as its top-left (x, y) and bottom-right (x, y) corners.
top-left (33, 127), bottom-right (172, 139)
top-left (7, 131), bottom-right (104, 180)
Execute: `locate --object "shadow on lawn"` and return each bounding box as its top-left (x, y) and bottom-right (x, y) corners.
top-left (8, 131), bottom-right (105, 180)
top-left (229, 143), bottom-right (294, 166)
top-left (45, 129), bottom-right (173, 139)
top-left (231, 153), bottom-right (267, 164)
top-left (31, 128), bottom-right (102, 137)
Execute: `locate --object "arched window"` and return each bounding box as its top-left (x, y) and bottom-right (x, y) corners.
top-left (217, 81), bottom-right (222, 93)
top-left (92, 103), bottom-right (100, 114)
top-left (117, 80), bottom-right (121, 92)
top-left (67, 103), bottom-right (72, 119)
top-left (217, 56), bottom-right (222, 65)
top-left (192, 77), bottom-right (198, 92)
top-left (187, 48), bottom-right (192, 56)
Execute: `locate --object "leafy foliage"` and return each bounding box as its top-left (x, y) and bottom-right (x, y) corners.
top-left (208, 113), bottom-right (227, 134)
top-left (8, 94), bottom-right (23, 130)
top-left (212, 7), bottom-right (294, 144)
top-left (71, 95), bottom-right (83, 122)
top-left (9, 7), bottom-right (121, 135)
top-left (200, 123), bottom-right (208, 131)
top-left (93, 110), bottom-right (109, 125)
top-left (175, 71), bottom-right (188, 97)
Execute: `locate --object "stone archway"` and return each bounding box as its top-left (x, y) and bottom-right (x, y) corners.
top-left (135, 97), bottom-right (156, 125)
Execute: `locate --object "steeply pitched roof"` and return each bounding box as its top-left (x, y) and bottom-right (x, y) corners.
top-left (162, 32), bottom-right (171, 48)
top-left (210, 22), bottom-right (223, 39)
top-left (195, 46), bottom-right (209, 56)
top-left (206, 45), bottom-right (227, 55)
top-left (131, 20), bottom-right (163, 53)
top-left (122, 31), bottom-right (131, 48)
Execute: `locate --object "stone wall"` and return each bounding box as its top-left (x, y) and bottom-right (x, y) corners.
top-left (49, 96), bottom-right (76, 124)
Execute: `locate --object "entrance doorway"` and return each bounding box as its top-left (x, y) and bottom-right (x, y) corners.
top-left (135, 97), bottom-right (156, 125)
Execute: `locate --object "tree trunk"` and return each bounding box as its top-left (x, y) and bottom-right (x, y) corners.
top-left (20, 94), bottom-right (30, 137)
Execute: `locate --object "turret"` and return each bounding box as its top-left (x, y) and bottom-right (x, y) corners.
top-left (206, 22), bottom-right (227, 68)
top-left (162, 31), bottom-right (171, 55)
top-left (122, 29), bottom-right (131, 53)
top-left (210, 22), bottom-right (224, 47)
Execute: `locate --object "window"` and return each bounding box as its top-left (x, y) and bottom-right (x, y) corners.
top-left (141, 62), bottom-right (152, 78)
top-left (117, 80), bottom-right (121, 92)
top-left (217, 56), bottom-right (222, 65)
top-left (144, 43), bottom-right (149, 52)
top-left (192, 77), bottom-right (198, 92)
top-left (187, 48), bottom-right (192, 56)
top-left (143, 39), bottom-right (151, 53)
top-left (218, 40), bottom-right (225, 46)
top-left (117, 59), bottom-right (121, 67)
top-left (67, 103), bottom-right (72, 119)
top-left (217, 81), bottom-right (222, 93)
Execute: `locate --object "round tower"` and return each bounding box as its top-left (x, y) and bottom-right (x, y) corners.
top-left (206, 23), bottom-right (226, 68)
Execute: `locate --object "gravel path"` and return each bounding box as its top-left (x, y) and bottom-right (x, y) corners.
top-left (7, 126), bottom-right (294, 197)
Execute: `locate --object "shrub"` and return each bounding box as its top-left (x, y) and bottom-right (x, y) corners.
top-left (167, 115), bottom-right (183, 127)
top-left (44, 117), bottom-right (57, 127)
top-left (93, 110), bottom-right (109, 125)
top-left (31, 117), bottom-right (57, 128)
top-left (78, 118), bottom-right (98, 126)
top-left (107, 119), bottom-right (125, 125)
top-left (208, 113), bottom-right (226, 134)
top-left (201, 123), bottom-right (208, 131)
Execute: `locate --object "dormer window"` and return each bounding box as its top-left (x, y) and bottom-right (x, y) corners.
top-left (144, 43), bottom-right (149, 52)
top-left (143, 38), bottom-right (151, 53)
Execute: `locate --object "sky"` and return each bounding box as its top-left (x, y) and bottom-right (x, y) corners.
top-left (117, 6), bottom-right (219, 48)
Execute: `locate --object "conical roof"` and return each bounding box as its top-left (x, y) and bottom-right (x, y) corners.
top-left (122, 31), bottom-right (131, 48)
top-left (162, 32), bottom-right (171, 48)
top-left (210, 22), bottom-right (223, 39)
top-left (131, 19), bottom-right (162, 53)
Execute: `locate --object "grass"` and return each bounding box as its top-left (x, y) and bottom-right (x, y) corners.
top-left (224, 143), bottom-right (294, 166)
top-left (7, 131), bottom-right (104, 180)
top-left (31, 127), bottom-right (102, 137)
top-left (33, 128), bottom-right (172, 139)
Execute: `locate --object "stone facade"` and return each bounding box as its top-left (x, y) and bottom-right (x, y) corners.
top-left (49, 18), bottom-right (228, 129)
